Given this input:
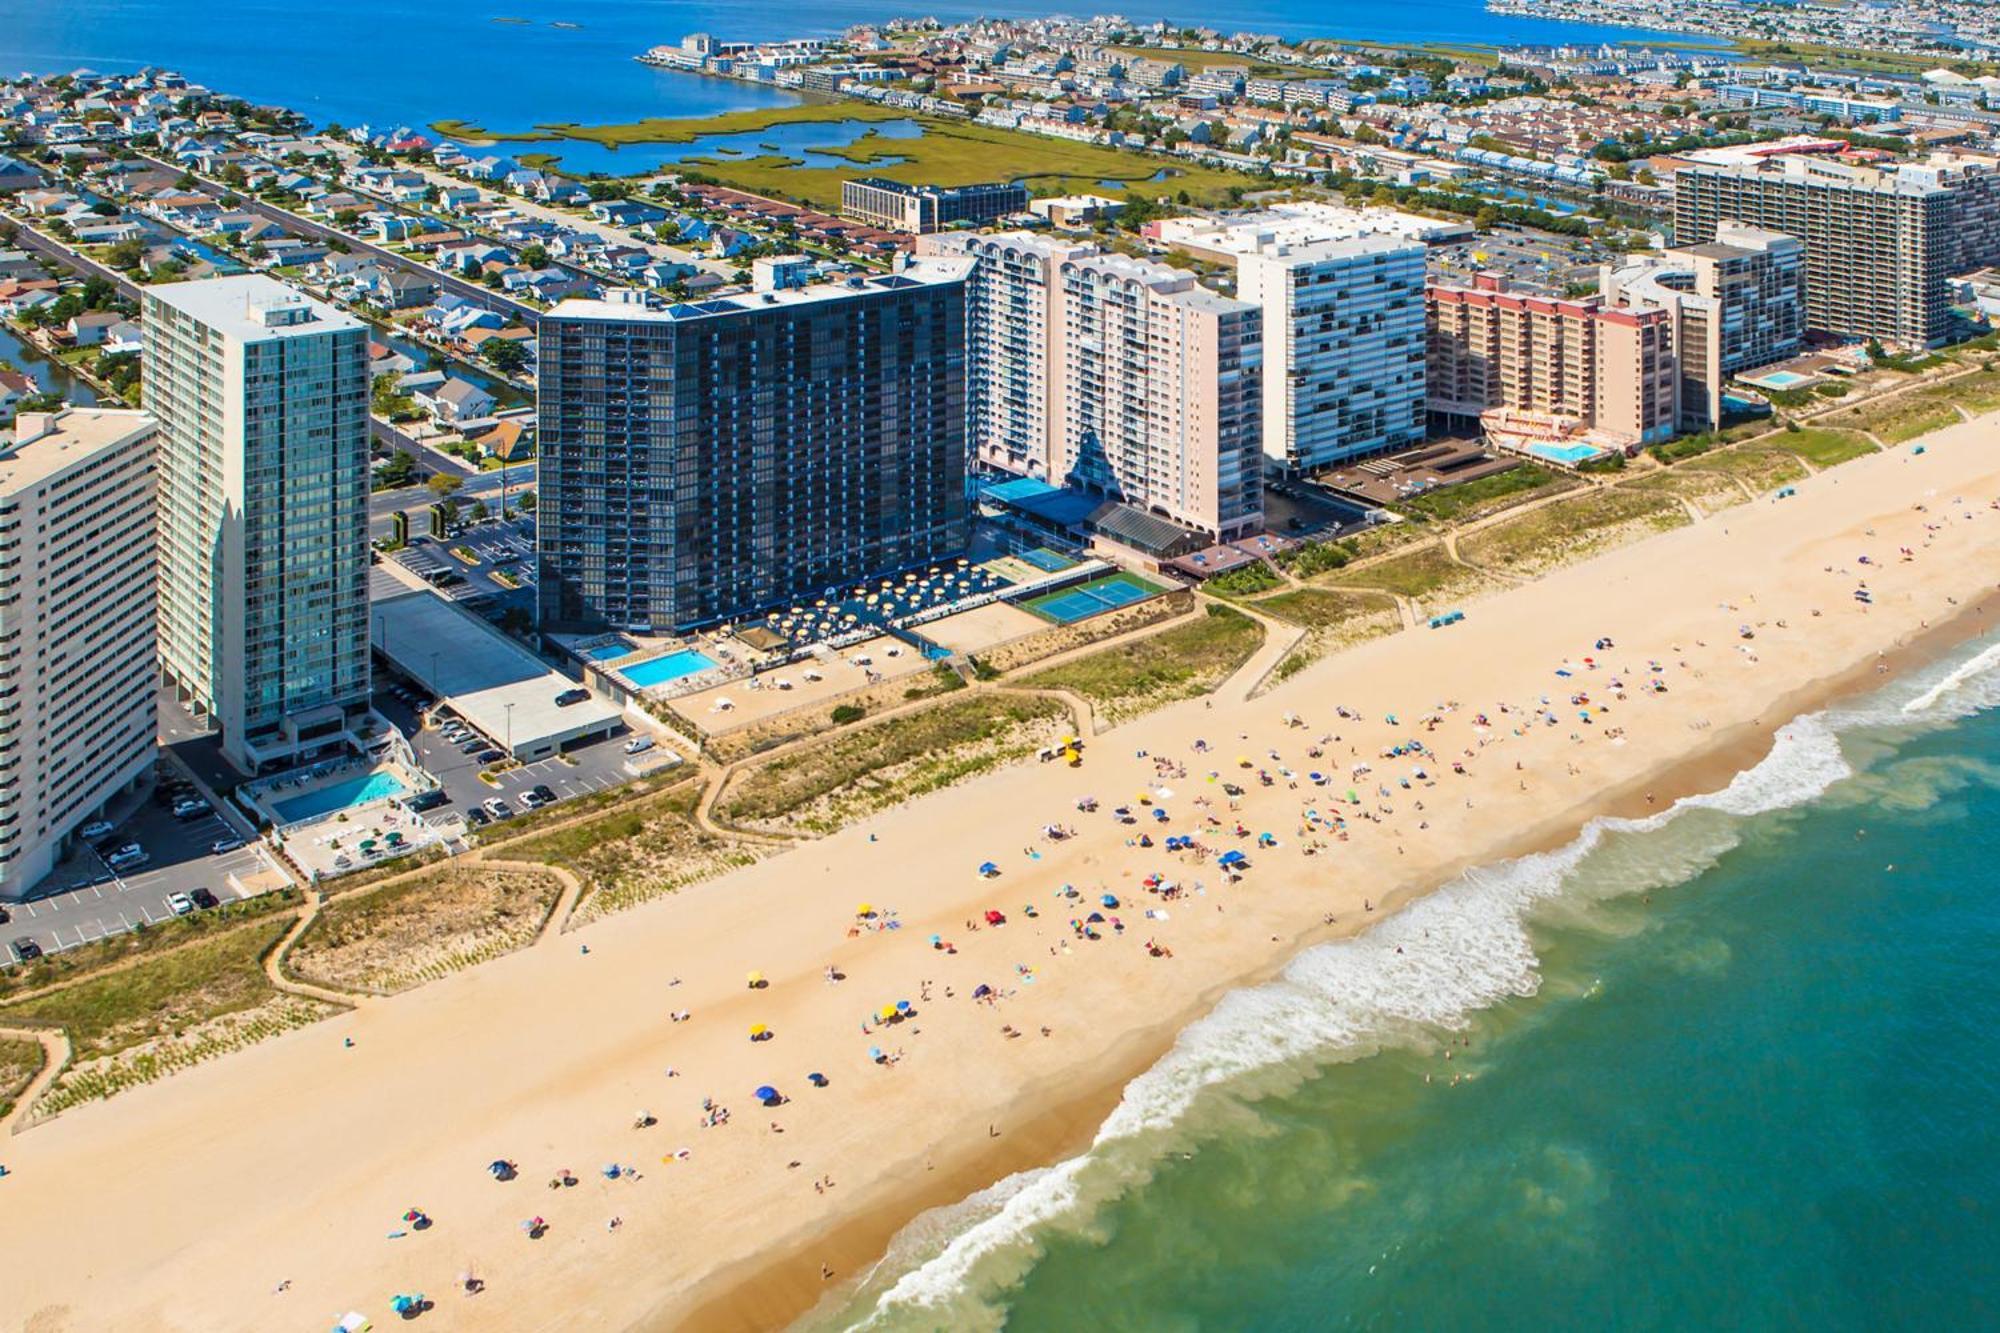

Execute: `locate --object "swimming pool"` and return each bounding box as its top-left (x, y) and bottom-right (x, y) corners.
top-left (271, 771), bottom-right (408, 824)
top-left (1750, 370), bottom-right (1811, 389)
top-left (621, 648), bottom-right (717, 689)
top-left (1521, 441), bottom-right (1606, 466)
top-left (581, 641), bottom-right (635, 663)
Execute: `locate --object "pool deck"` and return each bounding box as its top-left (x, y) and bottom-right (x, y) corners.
top-left (666, 634), bottom-right (928, 732)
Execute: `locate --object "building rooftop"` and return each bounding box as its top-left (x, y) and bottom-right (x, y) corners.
top-left (0, 407), bottom-right (153, 494)
top-left (141, 273), bottom-right (363, 342)
top-left (1235, 231), bottom-right (1429, 267)
top-left (547, 256), bottom-right (975, 324)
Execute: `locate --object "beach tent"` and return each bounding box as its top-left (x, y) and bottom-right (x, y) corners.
top-left (333, 1315), bottom-right (371, 1333)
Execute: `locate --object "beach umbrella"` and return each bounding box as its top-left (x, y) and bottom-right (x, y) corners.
top-left (487, 1160), bottom-right (512, 1179)
top-left (1086, 911), bottom-right (1105, 923)
top-left (1100, 893), bottom-right (1119, 908)
top-left (978, 861), bottom-right (999, 877)
top-left (749, 1023), bottom-right (769, 1039)
top-left (402, 1208), bottom-right (425, 1223)
top-left (755, 1085), bottom-right (779, 1103)
top-left (895, 999), bottom-right (913, 1014)
top-left (747, 970), bottom-right (766, 988)
top-left (808, 1072), bottom-right (828, 1087)
top-left (391, 1294), bottom-right (420, 1315)
top-left (856, 903), bottom-right (875, 917)
top-left (877, 1004), bottom-right (898, 1022)
top-left (972, 984), bottom-right (993, 999)
top-left (602, 1163), bottom-right (621, 1179)
top-left (869, 1046), bottom-right (885, 1062)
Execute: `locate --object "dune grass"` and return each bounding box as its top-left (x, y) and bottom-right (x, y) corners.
top-left (1775, 428), bottom-right (1879, 469)
top-left (1458, 489), bottom-right (1688, 578)
top-left (1022, 604), bottom-right (1264, 723)
top-left (288, 866), bottom-right (565, 994)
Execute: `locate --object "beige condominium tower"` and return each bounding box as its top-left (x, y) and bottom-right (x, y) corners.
top-left (143, 275), bottom-right (373, 773)
top-left (0, 408), bottom-right (158, 897)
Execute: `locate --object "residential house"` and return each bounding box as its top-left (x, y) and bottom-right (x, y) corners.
top-left (0, 368), bottom-right (37, 415)
top-left (418, 376), bottom-right (496, 425)
top-left (66, 311), bottom-right (125, 347)
top-left (101, 319), bottom-right (142, 355)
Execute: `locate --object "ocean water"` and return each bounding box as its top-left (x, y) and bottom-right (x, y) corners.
top-left (0, 0), bottom-right (1710, 157)
top-left (814, 637), bottom-right (2000, 1331)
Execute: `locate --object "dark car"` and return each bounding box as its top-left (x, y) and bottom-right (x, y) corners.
top-left (408, 787), bottom-right (449, 812)
top-left (555, 688), bottom-right (590, 707)
top-left (476, 748), bottom-right (504, 765)
top-left (464, 807), bottom-right (491, 828)
top-left (531, 784), bottom-right (557, 803)
top-left (190, 887), bottom-right (220, 910)
top-left (11, 937), bottom-right (42, 963)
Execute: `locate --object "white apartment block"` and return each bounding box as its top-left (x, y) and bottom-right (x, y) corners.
top-left (143, 276), bottom-right (373, 774)
top-left (922, 232), bottom-right (1263, 540)
top-left (0, 409), bottom-right (157, 897)
top-left (1233, 234), bottom-right (1429, 473)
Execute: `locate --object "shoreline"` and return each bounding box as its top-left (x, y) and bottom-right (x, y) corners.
top-left (677, 592), bottom-right (1998, 1332)
top-left (6, 417), bottom-right (2000, 1333)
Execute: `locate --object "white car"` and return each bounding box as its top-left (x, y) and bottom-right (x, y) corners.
top-left (79, 820), bottom-right (115, 841)
top-left (166, 892), bottom-right (195, 916)
top-left (623, 736), bottom-right (655, 756)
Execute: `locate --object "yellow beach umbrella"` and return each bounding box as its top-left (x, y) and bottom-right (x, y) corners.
top-left (747, 970), bottom-right (766, 988)
top-left (877, 1005), bottom-right (898, 1023)
top-left (856, 902), bottom-right (875, 917)
top-left (749, 1023), bottom-right (768, 1039)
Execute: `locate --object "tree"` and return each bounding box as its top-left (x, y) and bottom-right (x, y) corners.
top-left (469, 499), bottom-right (490, 523)
top-left (516, 490), bottom-right (537, 512)
top-left (480, 338), bottom-right (530, 375)
top-left (517, 243), bottom-right (549, 269)
top-left (427, 472), bottom-right (463, 499)
top-left (376, 449), bottom-right (419, 488)
top-left (220, 162), bottom-right (247, 188)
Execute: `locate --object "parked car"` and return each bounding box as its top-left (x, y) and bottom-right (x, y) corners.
top-left (408, 787), bottom-right (449, 812)
top-left (79, 819), bottom-right (115, 840)
top-left (554, 688), bottom-right (590, 707)
top-left (531, 784), bottom-right (557, 804)
top-left (520, 789), bottom-right (552, 810)
top-left (210, 837), bottom-right (243, 854)
top-left (623, 736), bottom-right (654, 756)
top-left (191, 888), bottom-right (220, 910)
top-left (475, 748), bottom-right (504, 765)
top-left (167, 892), bottom-right (195, 916)
top-left (172, 798), bottom-right (212, 821)
top-left (11, 937), bottom-right (42, 963)
top-left (107, 846), bottom-right (148, 871)
top-left (482, 797), bottom-right (514, 820)
top-left (464, 806), bottom-right (491, 828)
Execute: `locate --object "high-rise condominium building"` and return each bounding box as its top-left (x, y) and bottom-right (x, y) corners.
top-left (1233, 234), bottom-right (1428, 474)
top-left (537, 259), bottom-right (973, 633)
top-left (1674, 155), bottom-right (2000, 347)
top-left (840, 178), bottom-right (1030, 233)
top-left (0, 409), bottom-right (157, 897)
top-left (1057, 254), bottom-right (1262, 540)
top-left (143, 275), bottom-right (372, 773)
top-left (921, 232), bottom-right (1263, 541)
top-left (1601, 221), bottom-right (1806, 428)
top-left (1426, 274), bottom-right (1678, 447)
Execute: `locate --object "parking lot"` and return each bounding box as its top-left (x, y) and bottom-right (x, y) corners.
top-left (390, 516), bottom-right (536, 608)
top-left (1425, 224), bottom-right (1610, 297)
top-left (6, 771), bottom-right (281, 962)
top-left (369, 686), bottom-right (662, 833)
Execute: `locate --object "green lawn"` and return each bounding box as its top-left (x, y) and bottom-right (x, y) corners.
top-left (1398, 464), bottom-right (1567, 523)
top-left (1776, 428), bottom-right (1880, 468)
top-left (1022, 604), bottom-right (1263, 723)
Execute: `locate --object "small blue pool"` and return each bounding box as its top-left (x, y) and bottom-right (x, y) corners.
top-left (621, 649), bottom-right (717, 689)
top-left (272, 771), bottom-right (408, 824)
top-left (1751, 370), bottom-right (1811, 389)
top-left (581, 641), bottom-right (635, 662)
top-left (1522, 442), bottom-right (1605, 465)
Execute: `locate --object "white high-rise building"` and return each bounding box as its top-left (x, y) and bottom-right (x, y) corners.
top-left (1232, 234), bottom-right (1429, 474)
top-left (143, 275), bottom-right (373, 773)
top-left (0, 408), bottom-right (158, 897)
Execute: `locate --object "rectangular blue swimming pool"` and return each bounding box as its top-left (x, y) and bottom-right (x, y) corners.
top-left (272, 771), bottom-right (408, 824)
top-left (581, 641), bottom-right (634, 663)
top-left (621, 648), bottom-right (717, 689)
top-left (1752, 370), bottom-right (1811, 389)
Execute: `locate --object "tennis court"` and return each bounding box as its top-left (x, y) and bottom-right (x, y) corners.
top-left (1019, 547), bottom-right (1078, 574)
top-left (1022, 572), bottom-right (1166, 624)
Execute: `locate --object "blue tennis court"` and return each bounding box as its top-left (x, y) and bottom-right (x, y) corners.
top-left (1018, 547), bottom-right (1077, 574)
top-left (1023, 572), bottom-right (1164, 624)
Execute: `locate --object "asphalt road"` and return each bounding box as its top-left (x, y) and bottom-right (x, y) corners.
top-left (134, 152), bottom-right (540, 322)
top-left (369, 466), bottom-right (534, 539)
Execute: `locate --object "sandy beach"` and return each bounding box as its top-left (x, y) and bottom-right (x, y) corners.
top-left (5, 416), bottom-right (2000, 1333)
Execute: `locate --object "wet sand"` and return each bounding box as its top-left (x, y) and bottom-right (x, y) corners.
top-left (4, 422), bottom-right (1999, 1333)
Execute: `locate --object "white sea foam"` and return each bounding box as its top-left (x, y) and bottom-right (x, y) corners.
top-left (830, 637), bottom-right (2000, 1331)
